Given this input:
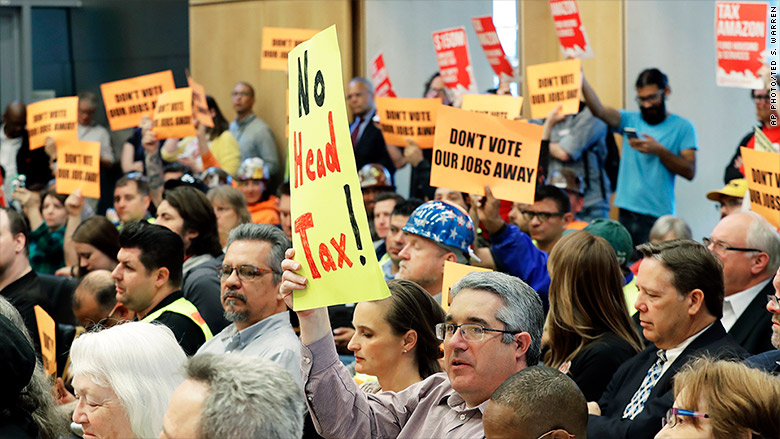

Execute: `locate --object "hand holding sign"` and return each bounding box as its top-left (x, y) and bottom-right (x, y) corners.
top-left (56, 141), bottom-right (101, 199)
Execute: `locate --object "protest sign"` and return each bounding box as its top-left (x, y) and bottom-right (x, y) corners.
top-left (462, 94), bottom-right (523, 120)
top-left (262, 27), bottom-right (319, 71)
top-left (370, 53), bottom-right (397, 98)
top-left (34, 305), bottom-right (56, 377)
top-left (432, 27), bottom-right (478, 93)
top-left (56, 141), bottom-right (101, 199)
top-left (526, 59), bottom-right (581, 119)
top-left (471, 16), bottom-right (514, 80)
top-left (375, 97), bottom-right (440, 148)
top-left (187, 77), bottom-right (214, 128)
top-left (151, 88), bottom-right (197, 139)
top-left (430, 105), bottom-right (543, 204)
top-left (100, 71), bottom-right (175, 131)
top-left (288, 25), bottom-right (390, 310)
top-left (741, 147), bottom-right (780, 227)
top-left (441, 261), bottom-right (492, 311)
top-left (715, 2), bottom-right (768, 89)
top-left (26, 97), bottom-right (78, 150)
top-left (548, 0), bottom-right (594, 59)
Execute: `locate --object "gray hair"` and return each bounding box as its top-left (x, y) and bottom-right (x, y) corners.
top-left (70, 322), bottom-right (187, 438)
top-left (649, 215), bottom-right (692, 241)
top-left (349, 77), bottom-right (374, 94)
top-left (226, 223), bottom-right (291, 284)
top-left (187, 353), bottom-right (304, 439)
top-left (78, 91), bottom-right (99, 109)
top-left (450, 271), bottom-right (544, 366)
top-left (744, 211), bottom-right (780, 274)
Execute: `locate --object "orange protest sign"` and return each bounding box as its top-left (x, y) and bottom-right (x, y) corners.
top-left (261, 27), bottom-right (319, 71)
top-left (741, 147), bottom-right (780, 227)
top-left (441, 261), bottom-right (492, 311)
top-left (100, 70), bottom-right (175, 131)
top-left (26, 97), bottom-right (78, 150)
top-left (151, 88), bottom-right (197, 140)
top-left (526, 59), bottom-right (581, 119)
top-left (461, 94), bottom-right (523, 120)
top-left (375, 97), bottom-right (441, 148)
top-left (187, 77), bottom-right (214, 128)
top-left (56, 141), bottom-right (101, 199)
top-left (34, 305), bottom-right (56, 377)
top-left (430, 105), bottom-right (543, 204)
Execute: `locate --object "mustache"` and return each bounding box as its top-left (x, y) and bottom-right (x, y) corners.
top-left (222, 290), bottom-right (247, 302)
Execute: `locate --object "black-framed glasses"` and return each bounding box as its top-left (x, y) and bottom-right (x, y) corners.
top-left (216, 264), bottom-right (274, 281)
top-left (702, 237), bottom-right (763, 254)
top-left (435, 323), bottom-right (517, 342)
top-left (231, 91), bottom-right (251, 97)
top-left (635, 90), bottom-right (665, 104)
top-left (714, 198), bottom-right (742, 211)
top-left (537, 430), bottom-right (575, 439)
top-left (521, 210), bottom-right (564, 222)
top-left (767, 294), bottom-right (780, 310)
top-left (661, 407), bottom-right (709, 428)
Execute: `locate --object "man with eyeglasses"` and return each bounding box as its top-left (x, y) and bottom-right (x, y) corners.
top-left (705, 211), bottom-right (779, 355)
top-left (196, 223), bottom-right (301, 387)
top-left (582, 68), bottom-right (697, 251)
top-left (744, 266), bottom-right (780, 375)
top-left (113, 222), bottom-right (212, 356)
top-left (705, 178), bottom-right (746, 219)
top-left (587, 240), bottom-right (747, 439)
top-left (279, 268), bottom-right (544, 438)
top-left (228, 81), bottom-right (280, 184)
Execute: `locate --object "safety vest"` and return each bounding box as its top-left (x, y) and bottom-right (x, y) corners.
top-left (141, 297), bottom-right (213, 341)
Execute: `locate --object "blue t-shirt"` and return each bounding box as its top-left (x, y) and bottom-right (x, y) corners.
top-left (616, 111), bottom-right (697, 217)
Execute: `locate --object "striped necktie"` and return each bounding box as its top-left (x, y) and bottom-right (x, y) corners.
top-left (622, 349), bottom-right (667, 420)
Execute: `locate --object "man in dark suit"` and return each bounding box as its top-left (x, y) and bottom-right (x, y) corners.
top-left (745, 271), bottom-right (780, 375)
top-left (706, 212), bottom-right (778, 354)
top-left (347, 77), bottom-right (396, 178)
top-left (587, 239), bottom-right (747, 439)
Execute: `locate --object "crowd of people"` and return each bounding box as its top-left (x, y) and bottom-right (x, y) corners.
top-left (0, 60), bottom-right (779, 439)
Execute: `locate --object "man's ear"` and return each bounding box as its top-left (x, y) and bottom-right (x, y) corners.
top-left (664, 85), bottom-right (671, 97)
top-left (154, 266), bottom-right (171, 288)
top-left (12, 232), bottom-right (26, 255)
top-left (444, 252), bottom-right (458, 263)
top-left (514, 332), bottom-right (532, 361)
top-left (142, 195), bottom-right (151, 210)
top-left (687, 289), bottom-right (705, 316)
top-left (752, 252), bottom-right (770, 275)
top-left (562, 212), bottom-right (574, 224)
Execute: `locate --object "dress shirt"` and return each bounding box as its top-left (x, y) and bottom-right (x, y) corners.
top-left (302, 333), bottom-right (486, 439)
top-left (721, 277), bottom-right (771, 331)
top-left (660, 322), bottom-right (714, 378)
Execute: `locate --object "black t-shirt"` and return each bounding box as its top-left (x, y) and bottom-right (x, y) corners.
top-left (0, 270), bottom-right (52, 349)
top-left (144, 291), bottom-right (206, 356)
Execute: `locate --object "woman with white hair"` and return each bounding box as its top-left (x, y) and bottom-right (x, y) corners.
top-left (70, 322), bottom-right (187, 438)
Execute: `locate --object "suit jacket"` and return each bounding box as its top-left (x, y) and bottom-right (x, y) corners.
top-left (745, 349), bottom-right (780, 375)
top-left (587, 321), bottom-right (748, 439)
top-left (353, 109), bottom-right (395, 178)
top-left (728, 281), bottom-right (775, 355)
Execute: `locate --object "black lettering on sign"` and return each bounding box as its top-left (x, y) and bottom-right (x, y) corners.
top-left (297, 50), bottom-right (326, 118)
top-left (83, 156), bottom-right (94, 166)
top-left (380, 124), bottom-right (394, 134)
top-left (64, 154), bottom-right (80, 164)
top-left (33, 113), bottom-right (46, 122)
top-left (531, 94), bottom-right (545, 104)
top-left (434, 149), bottom-right (459, 169)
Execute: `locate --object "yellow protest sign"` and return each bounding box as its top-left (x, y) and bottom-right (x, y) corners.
top-left (152, 88), bottom-right (197, 139)
top-left (461, 94), bottom-right (523, 120)
top-left (56, 141), bottom-right (101, 199)
top-left (34, 305), bottom-right (56, 377)
top-left (741, 147), bottom-right (780, 227)
top-left (26, 97), bottom-right (78, 150)
top-left (187, 77), bottom-right (214, 128)
top-left (375, 97), bottom-right (441, 148)
top-left (288, 25), bottom-right (390, 310)
top-left (526, 59), bottom-right (581, 119)
top-left (430, 105), bottom-right (543, 204)
top-left (100, 70), bottom-right (176, 131)
top-left (441, 261), bottom-right (492, 311)
top-left (262, 27), bottom-right (319, 71)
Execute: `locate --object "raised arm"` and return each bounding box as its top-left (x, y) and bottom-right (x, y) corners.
top-left (63, 189), bottom-right (85, 268)
top-left (581, 76), bottom-right (622, 129)
top-left (141, 119), bottom-right (164, 208)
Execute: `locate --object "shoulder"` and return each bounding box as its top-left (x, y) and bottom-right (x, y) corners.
top-left (665, 113), bottom-right (696, 132)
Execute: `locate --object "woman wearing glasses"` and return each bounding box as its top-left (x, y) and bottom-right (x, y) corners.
top-left (543, 231), bottom-right (643, 401)
top-left (655, 357), bottom-right (779, 438)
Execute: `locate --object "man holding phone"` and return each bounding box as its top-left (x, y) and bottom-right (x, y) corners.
top-left (581, 68), bottom-right (697, 251)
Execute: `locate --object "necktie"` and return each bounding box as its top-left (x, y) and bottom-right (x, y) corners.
top-left (622, 350), bottom-right (667, 420)
top-left (351, 116), bottom-right (362, 146)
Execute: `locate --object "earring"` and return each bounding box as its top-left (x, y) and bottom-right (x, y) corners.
top-left (403, 349), bottom-right (408, 353)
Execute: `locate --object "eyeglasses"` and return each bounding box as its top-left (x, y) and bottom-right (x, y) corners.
top-left (714, 198), bottom-right (742, 211)
top-left (521, 210), bottom-right (564, 222)
top-left (435, 323), bottom-right (517, 342)
top-left (661, 407), bottom-right (709, 428)
top-left (635, 90), bottom-right (665, 104)
top-left (702, 237), bottom-right (763, 254)
top-left (537, 430), bottom-right (575, 439)
top-left (216, 264), bottom-right (274, 281)
top-left (767, 294), bottom-right (780, 310)
top-left (231, 91), bottom-right (251, 97)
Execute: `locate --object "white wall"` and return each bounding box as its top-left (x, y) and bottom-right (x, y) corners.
top-left (624, 0), bottom-right (757, 240)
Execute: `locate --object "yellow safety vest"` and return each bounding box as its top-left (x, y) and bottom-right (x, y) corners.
top-left (141, 297), bottom-right (213, 340)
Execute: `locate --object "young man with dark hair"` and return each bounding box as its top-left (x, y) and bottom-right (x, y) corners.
top-left (113, 174), bottom-right (152, 225)
top-left (113, 221), bottom-right (212, 355)
top-left (155, 186), bottom-right (228, 333)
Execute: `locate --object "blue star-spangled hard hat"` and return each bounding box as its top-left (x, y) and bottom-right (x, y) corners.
top-left (402, 200), bottom-right (474, 255)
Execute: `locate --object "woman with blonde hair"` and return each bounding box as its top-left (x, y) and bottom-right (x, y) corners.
top-left (543, 231), bottom-right (643, 401)
top-left (656, 357), bottom-right (780, 439)
top-left (206, 185), bottom-right (252, 248)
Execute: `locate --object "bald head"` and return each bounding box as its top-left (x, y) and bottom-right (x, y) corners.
top-left (3, 101), bottom-right (26, 139)
top-left (73, 269), bottom-right (117, 329)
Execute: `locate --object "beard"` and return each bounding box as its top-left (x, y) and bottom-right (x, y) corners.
top-left (222, 290), bottom-right (249, 323)
top-left (640, 99), bottom-right (667, 125)
top-left (772, 322), bottom-right (780, 350)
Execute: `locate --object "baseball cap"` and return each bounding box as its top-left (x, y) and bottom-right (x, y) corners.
top-left (582, 219), bottom-right (633, 267)
top-left (706, 179), bottom-right (747, 201)
top-left (402, 200), bottom-right (474, 257)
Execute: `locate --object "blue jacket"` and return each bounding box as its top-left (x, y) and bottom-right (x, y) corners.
top-left (490, 224), bottom-right (550, 309)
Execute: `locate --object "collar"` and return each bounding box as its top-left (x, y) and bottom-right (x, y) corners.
top-left (220, 311), bottom-right (291, 345)
top-left (235, 113), bottom-right (256, 127)
top-left (144, 290), bottom-right (184, 316)
top-left (438, 390), bottom-right (489, 414)
top-left (665, 322), bottom-right (714, 365)
top-left (725, 277), bottom-right (772, 314)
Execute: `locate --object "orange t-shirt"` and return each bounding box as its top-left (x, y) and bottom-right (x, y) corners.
top-left (249, 195), bottom-right (280, 225)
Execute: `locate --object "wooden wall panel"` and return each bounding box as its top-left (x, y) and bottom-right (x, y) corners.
top-left (189, 0), bottom-right (353, 166)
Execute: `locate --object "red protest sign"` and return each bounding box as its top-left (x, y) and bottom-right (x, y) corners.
top-left (370, 53), bottom-right (397, 98)
top-left (548, 0), bottom-right (594, 59)
top-left (432, 27), bottom-right (478, 93)
top-left (471, 16), bottom-right (514, 80)
top-left (715, 1), bottom-right (768, 89)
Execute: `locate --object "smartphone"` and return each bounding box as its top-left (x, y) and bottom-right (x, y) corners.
top-left (624, 128), bottom-right (640, 140)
